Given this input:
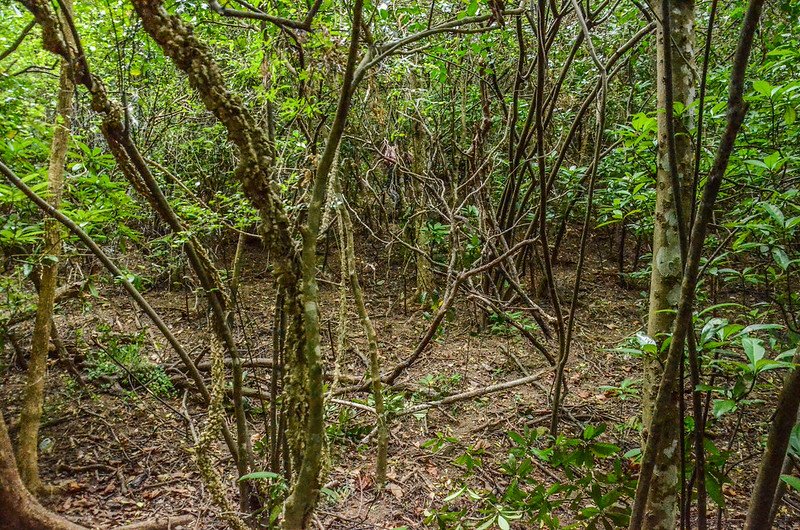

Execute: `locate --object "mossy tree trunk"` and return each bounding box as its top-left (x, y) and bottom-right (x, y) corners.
top-left (17, 2), bottom-right (74, 493)
top-left (334, 170), bottom-right (388, 486)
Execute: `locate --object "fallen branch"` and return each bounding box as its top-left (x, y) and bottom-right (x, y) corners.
top-left (113, 515), bottom-right (194, 530)
top-left (398, 369), bottom-right (550, 417)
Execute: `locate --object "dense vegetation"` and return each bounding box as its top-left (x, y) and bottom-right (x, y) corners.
top-left (0, 0), bottom-right (798, 528)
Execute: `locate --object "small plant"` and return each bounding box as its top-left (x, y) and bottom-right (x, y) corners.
top-left (426, 424), bottom-right (636, 529)
top-left (325, 403), bottom-right (372, 444)
top-left (599, 378), bottom-right (640, 400)
top-left (88, 324), bottom-right (174, 397)
top-left (487, 310), bottom-right (539, 337)
top-left (418, 372), bottom-right (463, 399)
top-left (239, 471), bottom-right (288, 526)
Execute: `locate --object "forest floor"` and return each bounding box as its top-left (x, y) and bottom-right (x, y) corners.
top-left (1, 236), bottom-right (797, 529)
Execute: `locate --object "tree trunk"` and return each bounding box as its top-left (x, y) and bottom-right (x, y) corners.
top-left (743, 348), bottom-right (800, 530)
top-left (335, 170), bottom-right (388, 486)
top-left (642, 0), bottom-right (696, 527)
top-left (410, 79), bottom-right (432, 303)
top-left (628, 0), bottom-right (764, 525)
top-left (1, 411), bottom-right (86, 530)
top-left (17, 7), bottom-right (74, 492)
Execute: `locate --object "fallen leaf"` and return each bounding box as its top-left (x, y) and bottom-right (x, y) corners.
top-left (386, 482), bottom-right (403, 499)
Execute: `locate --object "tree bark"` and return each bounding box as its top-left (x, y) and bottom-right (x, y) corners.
top-left (642, 0), bottom-right (696, 527)
top-left (1, 411), bottom-right (86, 530)
top-left (410, 78), bottom-right (432, 302)
top-left (335, 170), bottom-right (388, 486)
top-left (743, 348), bottom-right (800, 530)
top-left (17, 1), bottom-right (74, 492)
top-left (628, 0), bottom-right (764, 525)
top-left (282, 2), bottom-right (363, 525)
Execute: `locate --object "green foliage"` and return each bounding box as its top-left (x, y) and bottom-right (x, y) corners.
top-left (325, 403), bottom-right (373, 444)
top-left (695, 316), bottom-right (791, 422)
top-left (239, 471), bottom-right (288, 526)
top-left (418, 372), bottom-right (464, 398)
top-left (599, 378), bottom-right (640, 401)
top-left (426, 425), bottom-right (636, 529)
top-left (88, 324), bottom-right (174, 397)
top-left (487, 310), bottom-right (539, 337)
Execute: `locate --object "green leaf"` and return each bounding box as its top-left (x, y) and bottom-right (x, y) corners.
top-left (753, 80), bottom-right (774, 97)
top-left (442, 485), bottom-right (466, 502)
top-left (772, 248), bottom-right (791, 270)
top-left (780, 475), bottom-right (800, 491)
top-left (706, 472), bottom-right (726, 507)
top-left (497, 515), bottom-right (510, 530)
top-left (583, 423), bottom-right (607, 440)
top-left (475, 517), bottom-right (496, 530)
top-left (320, 487), bottom-right (339, 501)
top-left (712, 399), bottom-right (736, 418)
top-left (238, 471), bottom-right (281, 481)
top-left (763, 151), bottom-right (783, 171)
top-left (737, 323), bottom-right (783, 336)
top-left (591, 442), bottom-right (621, 457)
top-left (742, 337), bottom-right (766, 367)
top-left (789, 424), bottom-right (800, 457)
top-left (761, 202), bottom-right (785, 226)
top-left (786, 106), bottom-right (797, 125)
top-left (624, 447), bottom-right (642, 459)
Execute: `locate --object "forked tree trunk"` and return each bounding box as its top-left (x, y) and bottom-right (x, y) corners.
top-left (642, 0), bottom-right (696, 527)
top-left (17, 3), bottom-right (74, 492)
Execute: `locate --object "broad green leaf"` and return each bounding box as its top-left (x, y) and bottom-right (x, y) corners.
top-left (591, 442), bottom-right (620, 457)
top-left (761, 202), bottom-right (785, 226)
top-left (497, 515), bottom-right (510, 530)
top-left (772, 247), bottom-right (791, 270)
top-left (713, 399), bottom-right (736, 418)
top-left (753, 80), bottom-right (774, 97)
top-left (742, 337), bottom-right (766, 367)
top-left (706, 472), bottom-right (726, 507)
top-left (786, 106), bottom-right (797, 125)
top-left (780, 475), bottom-right (800, 491)
top-left (475, 517), bottom-right (496, 530)
top-left (763, 151), bottom-right (783, 171)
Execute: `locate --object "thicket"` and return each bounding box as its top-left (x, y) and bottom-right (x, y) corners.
top-left (0, 0), bottom-right (798, 529)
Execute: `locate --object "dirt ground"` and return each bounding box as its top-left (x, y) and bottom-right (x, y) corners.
top-left (1, 237), bottom-right (798, 529)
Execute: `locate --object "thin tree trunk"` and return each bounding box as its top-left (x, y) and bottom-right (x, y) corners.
top-left (642, 0), bottom-right (696, 526)
top-left (628, 0), bottom-right (764, 525)
top-left (743, 348), bottom-right (800, 530)
top-left (282, 2), bottom-right (363, 526)
top-left (335, 171), bottom-right (388, 486)
top-left (410, 94), bottom-right (432, 302)
top-left (17, 6), bottom-right (74, 492)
